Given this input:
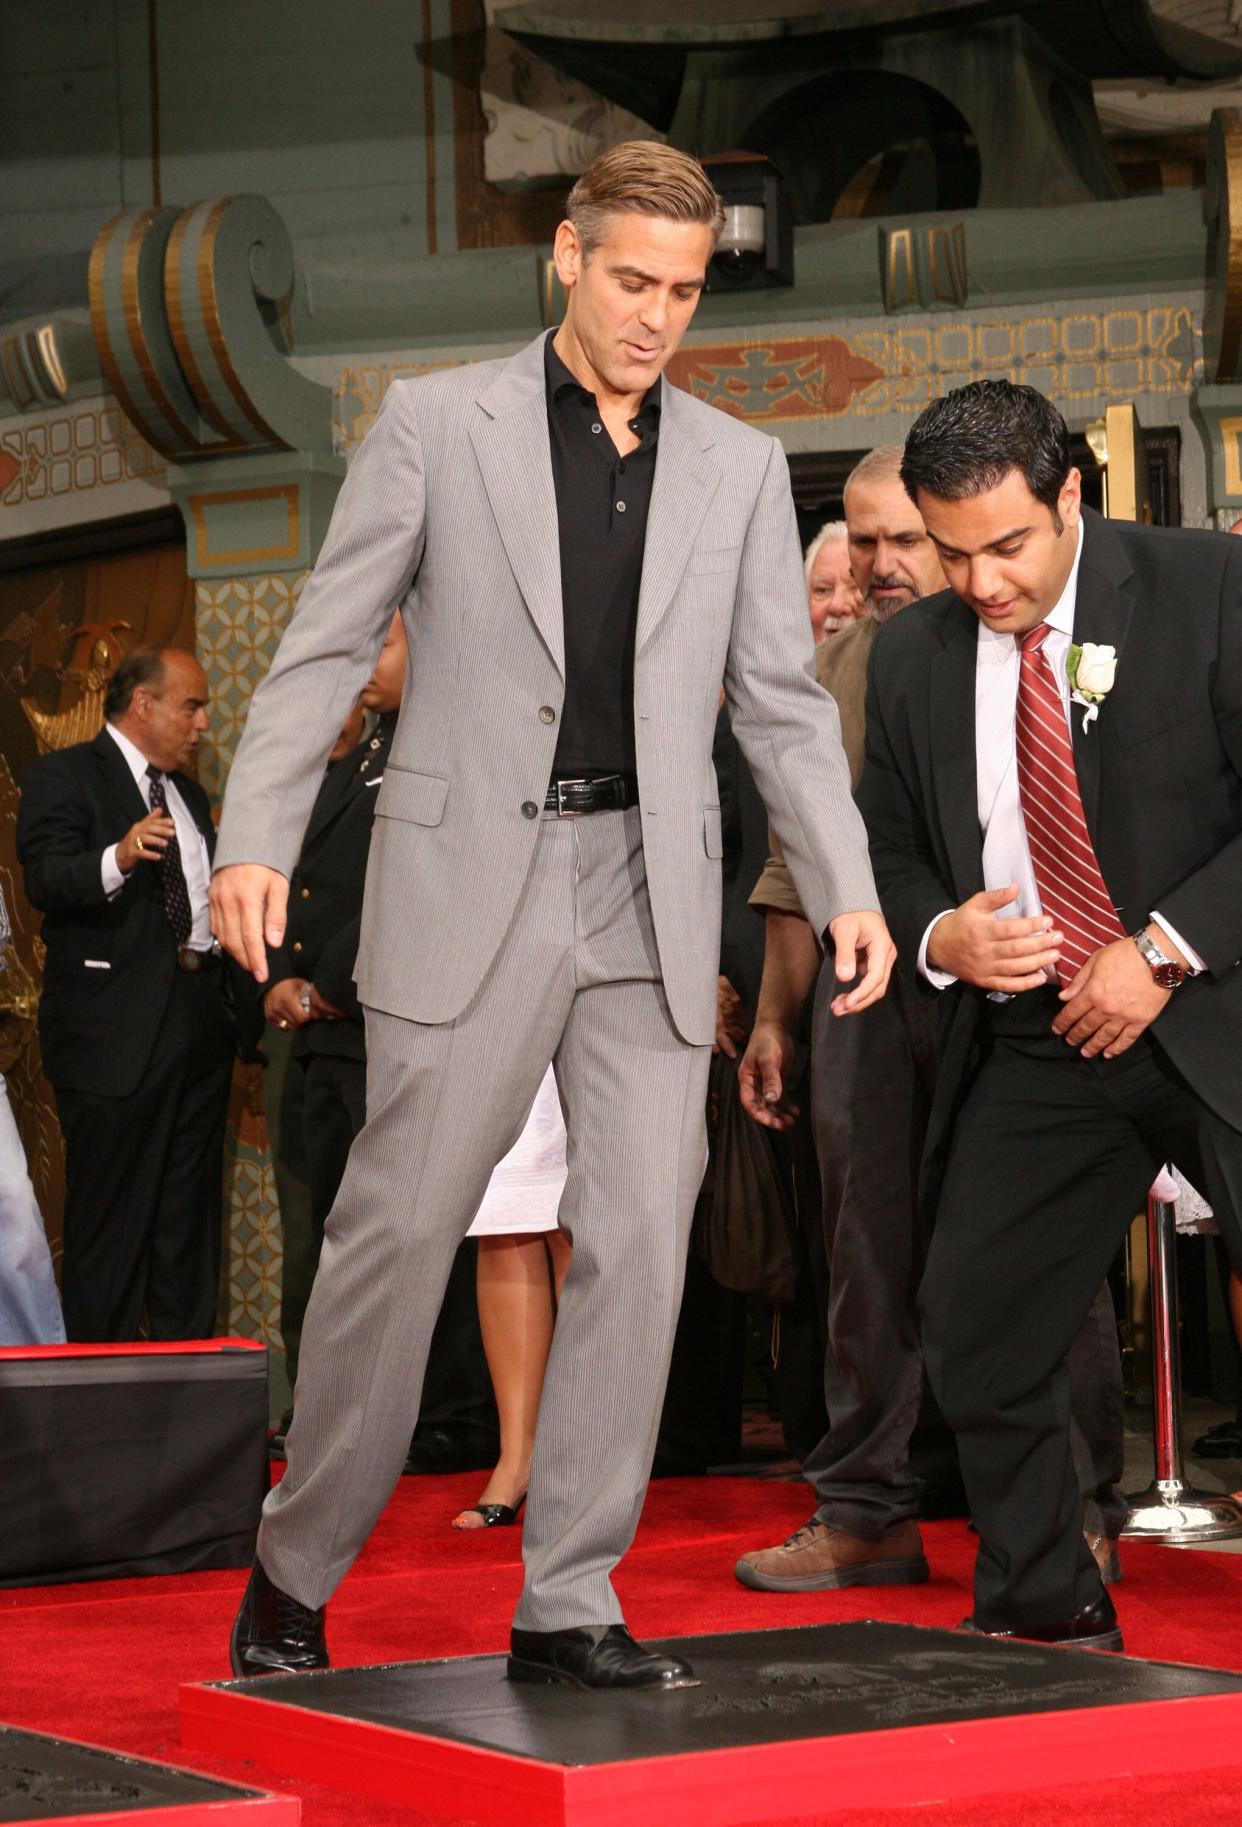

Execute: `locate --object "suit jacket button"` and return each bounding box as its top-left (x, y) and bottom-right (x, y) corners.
top-left (521, 801), bottom-right (539, 819)
top-left (300, 887), bottom-right (310, 899)
top-left (539, 706), bottom-right (556, 724)
top-left (292, 940), bottom-right (303, 953)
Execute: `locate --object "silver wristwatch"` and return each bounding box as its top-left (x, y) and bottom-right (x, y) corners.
top-left (1131, 926), bottom-right (1185, 991)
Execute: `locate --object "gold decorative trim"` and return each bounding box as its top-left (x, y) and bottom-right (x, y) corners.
top-left (35, 324), bottom-right (68, 398)
top-left (121, 207), bottom-right (201, 452)
top-left (885, 229), bottom-right (916, 312)
top-left (1220, 414), bottom-right (1242, 495)
top-left (165, 204), bottom-right (243, 447)
top-left (89, 211), bottom-right (171, 457)
top-left (187, 483), bottom-right (300, 568)
top-left (197, 198), bottom-right (290, 450)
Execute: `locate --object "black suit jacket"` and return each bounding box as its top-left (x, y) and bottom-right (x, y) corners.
top-left (266, 716), bottom-right (394, 1061)
top-left (16, 728), bottom-right (241, 1098)
top-left (713, 703), bottom-right (770, 1018)
top-left (857, 506), bottom-right (1242, 1174)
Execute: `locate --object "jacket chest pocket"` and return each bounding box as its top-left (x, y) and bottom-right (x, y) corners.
top-left (686, 545), bottom-right (740, 577)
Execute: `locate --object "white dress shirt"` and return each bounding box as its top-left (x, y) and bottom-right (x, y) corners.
top-left (101, 723), bottom-right (214, 950)
top-left (919, 519), bottom-right (1203, 987)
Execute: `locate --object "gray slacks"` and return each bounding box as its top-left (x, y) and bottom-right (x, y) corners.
top-left (805, 964), bottom-right (1126, 1539)
top-left (259, 806), bottom-right (711, 1630)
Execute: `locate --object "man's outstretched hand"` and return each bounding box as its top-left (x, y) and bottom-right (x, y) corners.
top-left (210, 864), bottom-right (289, 982)
top-left (827, 909), bottom-right (896, 1015)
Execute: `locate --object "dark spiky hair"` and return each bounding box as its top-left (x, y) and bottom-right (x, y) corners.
top-left (900, 380), bottom-right (1071, 516)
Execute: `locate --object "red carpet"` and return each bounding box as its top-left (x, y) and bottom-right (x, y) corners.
top-left (3, 1469), bottom-right (1242, 1825)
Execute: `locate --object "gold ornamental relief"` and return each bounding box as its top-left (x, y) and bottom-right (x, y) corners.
top-left (15, 584), bottom-right (131, 757)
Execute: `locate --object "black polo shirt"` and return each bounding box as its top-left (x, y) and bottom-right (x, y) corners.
top-left (544, 332), bottom-right (661, 781)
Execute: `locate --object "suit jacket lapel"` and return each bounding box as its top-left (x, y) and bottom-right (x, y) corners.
top-left (302, 745), bottom-right (365, 849)
top-left (635, 390), bottom-right (719, 657)
top-left (470, 337), bottom-right (564, 677)
top-left (929, 599), bottom-right (984, 901)
top-left (93, 728), bottom-right (149, 827)
top-left (1069, 508), bottom-right (1136, 851)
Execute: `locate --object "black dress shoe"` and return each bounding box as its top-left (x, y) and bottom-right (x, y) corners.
top-left (960, 1588), bottom-right (1123, 1653)
top-left (507, 1624), bottom-right (699, 1690)
top-left (1191, 1419), bottom-right (1242, 1459)
top-left (230, 1560), bottom-right (330, 1677)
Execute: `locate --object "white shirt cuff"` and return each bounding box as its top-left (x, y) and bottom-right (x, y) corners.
top-left (1149, 911), bottom-right (1207, 976)
top-left (101, 844), bottom-right (127, 898)
top-left (919, 911), bottom-right (958, 989)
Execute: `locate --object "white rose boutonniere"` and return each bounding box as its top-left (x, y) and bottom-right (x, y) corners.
top-left (1067, 641), bottom-right (1117, 731)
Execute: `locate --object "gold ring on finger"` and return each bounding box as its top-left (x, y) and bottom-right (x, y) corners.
top-left (136, 836), bottom-right (145, 852)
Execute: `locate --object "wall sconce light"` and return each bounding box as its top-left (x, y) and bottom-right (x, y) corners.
top-left (702, 153), bottom-right (794, 292)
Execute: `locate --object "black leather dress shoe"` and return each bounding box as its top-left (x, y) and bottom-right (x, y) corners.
top-left (1191, 1419), bottom-right (1242, 1459)
top-left (230, 1560), bottom-right (330, 1677)
top-left (959, 1589), bottom-right (1123, 1653)
top-left (507, 1624), bottom-right (699, 1690)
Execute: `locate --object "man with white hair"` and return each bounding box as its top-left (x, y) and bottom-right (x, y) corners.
top-left (803, 521), bottom-right (863, 642)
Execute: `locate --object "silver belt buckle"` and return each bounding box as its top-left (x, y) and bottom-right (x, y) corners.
top-left (555, 776), bottom-right (588, 817)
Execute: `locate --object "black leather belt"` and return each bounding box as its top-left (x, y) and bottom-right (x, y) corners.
top-left (544, 774), bottom-right (639, 816)
top-left (177, 945), bottom-right (222, 974)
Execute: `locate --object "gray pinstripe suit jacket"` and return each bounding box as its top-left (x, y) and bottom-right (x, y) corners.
top-left (214, 332), bottom-right (878, 1047)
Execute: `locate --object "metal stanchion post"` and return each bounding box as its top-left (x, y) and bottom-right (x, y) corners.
top-left (1122, 1179), bottom-right (1242, 1543)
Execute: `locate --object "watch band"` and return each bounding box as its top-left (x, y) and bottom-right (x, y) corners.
top-left (1132, 926), bottom-right (1185, 990)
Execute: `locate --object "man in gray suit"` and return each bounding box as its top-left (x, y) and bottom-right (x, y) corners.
top-left (212, 142), bottom-right (893, 1693)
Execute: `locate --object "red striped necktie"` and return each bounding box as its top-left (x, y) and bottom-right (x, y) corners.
top-left (1015, 624), bottom-right (1123, 984)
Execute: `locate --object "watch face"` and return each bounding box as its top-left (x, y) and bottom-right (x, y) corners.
top-left (1153, 961), bottom-right (1185, 990)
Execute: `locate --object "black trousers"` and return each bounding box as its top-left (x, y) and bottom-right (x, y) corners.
top-left (265, 1025), bottom-right (314, 1390)
top-left (54, 971), bottom-right (234, 1341)
top-left (299, 1049), bottom-right (495, 1433)
top-left (923, 985), bottom-right (1242, 1629)
top-left (805, 967), bottom-right (1127, 1541)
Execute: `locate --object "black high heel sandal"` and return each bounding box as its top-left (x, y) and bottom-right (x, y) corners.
top-left (452, 1493), bottom-right (527, 1529)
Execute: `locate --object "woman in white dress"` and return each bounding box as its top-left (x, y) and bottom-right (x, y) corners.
top-left (451, 1063), bottom-right (571, 1529)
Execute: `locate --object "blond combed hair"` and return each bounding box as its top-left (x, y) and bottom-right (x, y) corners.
top-left (566, 141), bottom-right (726, 256)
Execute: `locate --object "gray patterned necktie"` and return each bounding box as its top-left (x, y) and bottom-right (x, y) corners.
top-left (145, 766), bottom-right (193, 946)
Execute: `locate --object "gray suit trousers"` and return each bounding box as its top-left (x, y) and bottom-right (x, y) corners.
top-left (258, 807), bottom-right (711, 1629)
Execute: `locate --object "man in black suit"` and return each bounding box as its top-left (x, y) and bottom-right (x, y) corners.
top-left (859, 380), bottom-right (1242, 1652)
top-left (263, 613), bottom-right (495, 1468)
top-left (17, 645), bottom-right (239, 1341)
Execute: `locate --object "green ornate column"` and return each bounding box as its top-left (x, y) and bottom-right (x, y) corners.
top-left (89, 194), bottom-right (343, 1356)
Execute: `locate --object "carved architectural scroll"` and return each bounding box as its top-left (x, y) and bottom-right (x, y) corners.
top-left (88, 197), bottom-right (333, 463)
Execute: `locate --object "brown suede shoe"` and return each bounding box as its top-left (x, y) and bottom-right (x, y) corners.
top-left (735, 1518), bottom-right (929, 1592)
top-left (1085, 1529), bottom-right (1122, 1586)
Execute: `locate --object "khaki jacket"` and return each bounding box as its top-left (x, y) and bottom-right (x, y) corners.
top-left (749, 614), bottom-right (879, 921)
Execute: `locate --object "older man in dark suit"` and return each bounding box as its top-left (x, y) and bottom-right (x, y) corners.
top-left (17, 645), bottom-right (241, 1341)
top-left (859, 380), bottom-right (1242, 1652)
